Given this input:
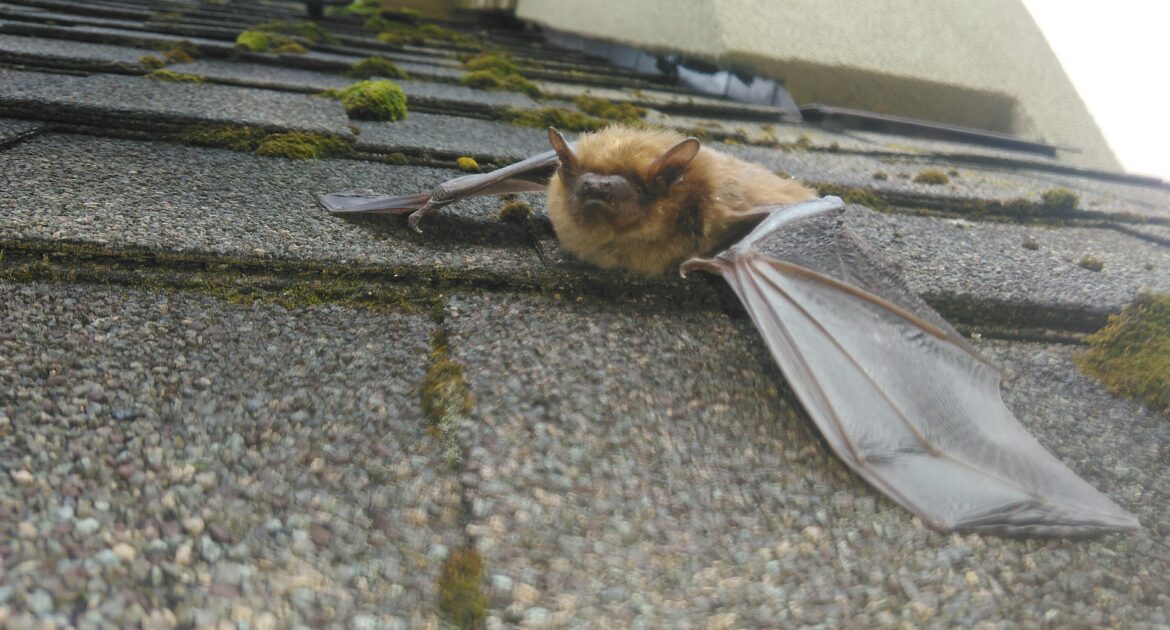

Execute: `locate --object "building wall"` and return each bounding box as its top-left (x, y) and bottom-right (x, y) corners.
top-left (515, 0), bottom-right (1119, 170)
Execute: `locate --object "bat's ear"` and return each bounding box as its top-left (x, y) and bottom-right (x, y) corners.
top-left (648, 137), bottom-right (701, 186)
top-left (547, 127), bottom-right (579, 174)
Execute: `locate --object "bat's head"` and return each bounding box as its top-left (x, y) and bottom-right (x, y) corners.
top-left (545, 126), bottom-right (708, 275)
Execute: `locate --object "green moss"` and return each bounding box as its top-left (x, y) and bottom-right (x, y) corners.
top-left (237, 24), bottom-right (319, 53)
top-left (272, 42), bottom-right (308, 54)
top-left (178, 125), bottom-right (269, 152)
top-left (460, 70), bottom-right (541, 99)
top-left (335, 0), bottom-right (383, 15)
top-left (459, 53), bottom-right (540, 98)
top-left (346, 56), bottom-right (408, 80)
top-left (456, 156), bottom-right (480, 172)
top-left (254, 132), bottom-right (352, 160)
top-left (177, 125), bottom-right (351, 160)
top-left (438, 549), bottom-right (488, 629)
top-left (913, 169), bottom-right (950, 185)
top-left (421, 358), bottom-right (472, 418)
top-left (999, 189), bottom-right (1082, 220)
top-left (498, 196), bottom-right (532, 223)
top-left (139, 55), bottom-right (166, 70)
top-left (145, 69), bottom-right (205, 82)
top-left (1039, 188), bottom-right (1080, 215)
top-left (812, 184), bottom-right (890, 211)
top-left (256, 20), bottom-right (337, 44)
top-left (363, 14), bottom-right (397, 32)
top-left (501, 106), bottom-right (610, 133)
top-left (573, 95), bottom-right (646, 124)
top-left (1076, 293), bottom-right (1170, 415)
top-left (370, 19), bottom-right (467, 44)
top-left (326, 80), bottom-right (408, 121)
top-left (421, 328), bottom-right (473, 466)
top-left (463, 53), bottom-right (517, 75)
top-left (418, 23), bottom-right (464, 41)
top-left (234, 30), bottom-right (271, 52)
top-left (1077, 255), bottom-right (1104, 272)
top-left (163, 47), bottom-right (195, 64)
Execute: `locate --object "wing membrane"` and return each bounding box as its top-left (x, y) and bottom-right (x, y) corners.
top-left (695, 198), bottom-right (1138, 536)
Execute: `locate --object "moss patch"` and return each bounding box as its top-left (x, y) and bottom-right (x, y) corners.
top-left (332, 0), bottom-right (383, 15)
top-left (1039, 188), bottom-right (1079, 214)
top-left (371, 19), bottom-right (468, 45)
top-left (574, 95), bottom-right (646, 125)
top-left (913, 169), bottom-right (950, 185)
top-left (501, 106), bottom-right (613, 133)
top-left (324, 80), bottom-right (408, 121)
top-left (459, 53), bottom-right (540, 98)
top-left (346, 56), bottom-right (408, 80)
top-left (1076, 293), bottom-right (1170, 415)
top-left (139, 55), bottom-right (166, 70)
top-left (272, 42), bottom-right (308, 54)
top-left (177, 125), bottom-right (352, 160)
top-left (421, 329), bottom-right (472, 467)
top-left (1077, 255), bottom-right (1104, 272)
top-left (812, 184), bottom-right (891, 211)
top-left (236, 24), bottom-right (323, 53)
top-left (145, 69), bottom-right (205, 83)
top-left (463, 53), bottom-right (517, 75)
top-left (234, 30), bottom-right (273, 52)
top-left (498, 196), bottom-right (532, 223)
top-left (178, 125), bottom-right (269, 152)
top-left (164, 47), bottom-right (195, 64)
top-left (256, 20), bottom-right (337, 44)
top-left (461, 70), bottom-right (541, 99)
top-left (438, 549), bottom-right (488, 629)
top-left (255, 132), bottom-right (352, 160)
top-left (1001, 188), bottom-right (1082, 220)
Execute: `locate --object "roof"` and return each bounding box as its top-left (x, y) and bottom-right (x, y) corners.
top-left (0, 0), bottom-right (1167, 627)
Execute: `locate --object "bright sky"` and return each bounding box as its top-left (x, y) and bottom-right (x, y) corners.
top-left (1021, 1), bottom-right (1169, 180)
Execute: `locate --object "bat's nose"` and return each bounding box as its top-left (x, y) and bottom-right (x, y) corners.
top-left (577, 175), bottom-right (615, 197)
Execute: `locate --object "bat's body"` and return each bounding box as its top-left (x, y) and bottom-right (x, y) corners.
top-left (318, 126), bottom-right (1139, 537)
top-left (546, 127), bottom-right (815, 274)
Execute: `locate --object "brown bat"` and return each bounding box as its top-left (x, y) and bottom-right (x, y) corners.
top-left (319, 126), bottom-right (1139, 537)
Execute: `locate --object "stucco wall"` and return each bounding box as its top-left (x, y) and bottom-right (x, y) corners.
top-left (516, 0), bottom-right (1119, 170)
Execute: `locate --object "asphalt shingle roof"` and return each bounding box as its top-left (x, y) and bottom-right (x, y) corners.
top-left (0, 1), bottom-right (1167, 627)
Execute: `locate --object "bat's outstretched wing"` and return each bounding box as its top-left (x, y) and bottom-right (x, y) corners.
top-left (683, 197), bottom-right (1139, 537)
top-left (317, 149), bottom-right (558, 232)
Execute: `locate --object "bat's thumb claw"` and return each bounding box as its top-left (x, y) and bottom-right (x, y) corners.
top-left (407, 211), bottom-right (424, 234)
top-left (679, 256), bottom-right (724, 278)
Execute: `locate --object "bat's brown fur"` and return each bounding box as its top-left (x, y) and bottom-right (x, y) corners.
top-left (547, 126), bottom-right (816, 275)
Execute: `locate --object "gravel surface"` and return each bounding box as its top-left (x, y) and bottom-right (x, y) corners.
top-left (353, 113), bottom-right (555, 162)
top-left (0, 133), bottom-right (542, 277)
top-left (844, 205), bottom-right (1170, 313)
top-left (2, 3), bottom-right (1168, 627)
top-left (0, 281), bottom-right (461, 628)
top-left (726, 143), bottom-right (1170, 220)
top-left (0, 32), bottom-right (151, 70)
top-left (0, 68), bottom-right (352, 137)
top-left (443, 292), bottom-right (1168, 628)
top-left (0, 117), bottom-right (41, 146)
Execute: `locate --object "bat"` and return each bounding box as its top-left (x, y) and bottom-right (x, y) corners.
top-left (318, 126), bottom-right (1140, 536)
